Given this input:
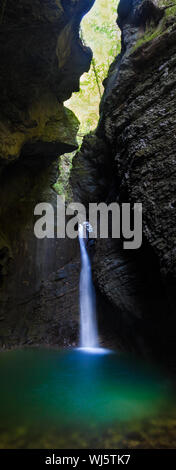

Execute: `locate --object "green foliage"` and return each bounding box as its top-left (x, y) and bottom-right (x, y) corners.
top-left (132, 2), bottom-right (176, 52)
top-left (132, 25), bottom-right (163, 51)
top-left (53, 153), bottom-right (74, 202)
top-left (54, 0), bottom-right (120, 200)
top-left (66, 0), bottom-right (120, 135)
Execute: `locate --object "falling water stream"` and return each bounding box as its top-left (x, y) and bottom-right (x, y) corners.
top-left (78, 223), bottom-right (98, 350)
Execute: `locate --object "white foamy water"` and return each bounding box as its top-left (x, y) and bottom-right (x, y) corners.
top-left (78, 223), bottom-right (98, 348)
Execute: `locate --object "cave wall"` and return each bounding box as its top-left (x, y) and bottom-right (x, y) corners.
top-left (0, 0), bottom-right (95, 166)
top-left (0, 0), bottom-right (95, 349)
top-left (71, 0), bottom-right (176, 362)
top-left (1, 0), bottom-right (176, 358)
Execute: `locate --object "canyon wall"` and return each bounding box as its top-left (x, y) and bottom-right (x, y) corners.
top-left (1, 0), bottom-right (176, 361)
top-left (71, 0), bottom-right (176, 362)
top-left (0, 0), bottom-right (95, 349)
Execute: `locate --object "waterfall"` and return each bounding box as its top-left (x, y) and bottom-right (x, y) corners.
top-left (78, 223), bottom-right (98, 349)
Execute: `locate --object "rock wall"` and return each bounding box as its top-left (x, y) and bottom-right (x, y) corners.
top-left (0, 0), bottom-right (95, 349)
top-left (71, 0), bottom-right (176, 362)
top-left (0, 0), bottom-right (96, 165)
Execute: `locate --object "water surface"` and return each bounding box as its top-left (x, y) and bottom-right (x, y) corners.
top-left (0, 348), bottom-right (175, 449)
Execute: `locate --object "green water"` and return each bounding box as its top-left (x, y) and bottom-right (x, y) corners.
top-left (0, 348), bottom-right (175, 449)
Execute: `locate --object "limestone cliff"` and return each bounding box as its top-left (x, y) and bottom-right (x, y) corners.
top-left (0, 0), bottom-right (95, 348)
top-left (71, 0), bottom-right (176, 361)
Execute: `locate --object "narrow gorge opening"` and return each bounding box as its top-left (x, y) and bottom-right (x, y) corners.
top-left (54, 0), bottom-right (120, 198)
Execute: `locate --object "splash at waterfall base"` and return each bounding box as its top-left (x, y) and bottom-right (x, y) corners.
top-left (34, 196), bottom-right (142, 249)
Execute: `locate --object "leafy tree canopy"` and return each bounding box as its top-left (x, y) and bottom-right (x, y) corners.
top-left (54, 0), bottom-right (120, 198)
top-left (66, 0), bottom-right (120, 135)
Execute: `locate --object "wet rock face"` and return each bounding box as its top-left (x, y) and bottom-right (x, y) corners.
top-left (0, 256), bottom-right (80, 350)
top-left (100, 0), bottom-right (176, 296)
top-left (0, 145), bottom-right (81, 349)
top-left (0, 0), bottom-right (94, 165)
top-left (71, 0), bottom-right (176, 361)
top-left (71, 134), bottom-right (112, 205)
top-left (0, 0), bottom-right (95, 348)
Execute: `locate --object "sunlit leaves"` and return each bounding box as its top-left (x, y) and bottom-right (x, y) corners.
top-left (65, 0), bottom-right (120, 135)
top-left (55, 1), bottom-right (121, 199)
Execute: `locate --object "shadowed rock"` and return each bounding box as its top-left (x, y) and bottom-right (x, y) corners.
top-left (0, 0), bottom-right (94, 348)
top-left (71, 0), bottom-right (176, 363)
